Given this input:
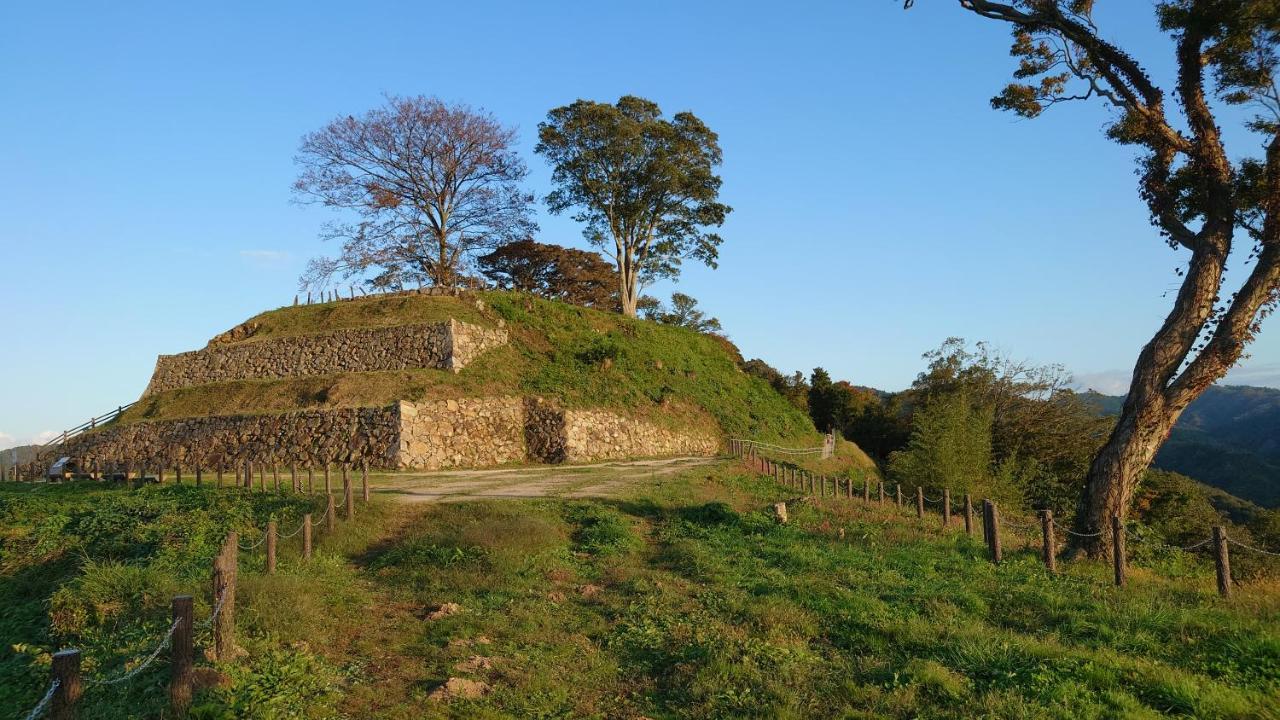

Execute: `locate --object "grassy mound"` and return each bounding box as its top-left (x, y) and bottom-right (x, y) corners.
top-left (122, 291), bottom-right (821, 444)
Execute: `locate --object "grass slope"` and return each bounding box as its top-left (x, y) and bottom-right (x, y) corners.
top-left (122, 291), bottom-right (820, 444)
top-left (4, 466), bottom-right (1276, 719)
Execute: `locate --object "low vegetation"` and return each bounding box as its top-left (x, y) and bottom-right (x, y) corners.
top-left (5, 463), bottom-right (1277, 719)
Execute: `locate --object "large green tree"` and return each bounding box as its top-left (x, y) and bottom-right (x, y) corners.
top-left (535, 96), bottom-right (731, 317)
top-left (908, 1), bottom-right (1280, 555)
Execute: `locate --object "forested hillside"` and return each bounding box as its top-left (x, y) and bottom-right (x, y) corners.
top-left (1085, 386), bottom-right (1280, 508)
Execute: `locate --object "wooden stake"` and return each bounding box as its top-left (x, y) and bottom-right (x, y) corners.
top-left (1213, 525), bottom-right (1232, 598)
top-left (1038, 510), bottom-right (1056, 573)
top-left (303, 514), bottom-right (312, 559)
top-left (963, 494), bottom-right (973, 536)
top-left (942, 488), bottom-right (951, 527)
top-left (171, 595), bottom-right (193, 714)
top-left (195, 465), bottom-right (202, 487)
top-left (50, 648), bottom-right (82, 720)
top-left (326, 494), bottom-right (336, 532)
top-left (291, 465), bottom-right (298, 492)
top-left (266, 520), bottom-right (277, 574)
top-left (896, 484), bottom-right (903, 508)
top-left (916, 487), bottom-right (924, 519)
top-left (985, 501), bottom-right (1003, 564)
top-left (324, 464), bottom-right (331, 494)
top-left (213, 533), bottom-right (237, 660)
top-left (878, 481), bottom-right (885, 505)
top-left (1111, 515), bottom-right (1126, 587)
top-left (344, 468), bottom-right (354, 520)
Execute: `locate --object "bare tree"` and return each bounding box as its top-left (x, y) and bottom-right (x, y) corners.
top-left (294, 95), bottom-right (536, 290)
top-left (906, 1), bottom-right (1280, 555)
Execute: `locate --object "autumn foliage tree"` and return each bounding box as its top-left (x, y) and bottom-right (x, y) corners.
top-left (535, 96), bottom-right (731, 316)
top-left (909, 1), bottom-right (1280, 554)
top-left (294, 95), bottom-right (535, 290)
top-left (477, 238), bottom-right (617, 308)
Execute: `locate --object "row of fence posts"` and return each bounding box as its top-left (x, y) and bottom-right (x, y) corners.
top-left (730, 440), bottom-right (1240, 598)
top-left (7, 460), bottom-right (372, 501)
top-left (29, 473), bottom-right (370, 718)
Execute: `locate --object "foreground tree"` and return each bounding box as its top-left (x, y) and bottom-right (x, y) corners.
top-left (294, 95), bottom-right (535, 290)
top-left (477, 239), bottom-right (617, 308)
top-left (535, 96), bottom-right (731, 316)
top-left (908, 1), bottom-right (1280, 554)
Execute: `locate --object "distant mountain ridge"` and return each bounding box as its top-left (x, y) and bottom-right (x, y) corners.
top-left (1083, 385), bottom-right (1280, 507)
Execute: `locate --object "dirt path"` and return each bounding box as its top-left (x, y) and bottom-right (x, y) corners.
top-left (373, 456), bottom-right (722, 503)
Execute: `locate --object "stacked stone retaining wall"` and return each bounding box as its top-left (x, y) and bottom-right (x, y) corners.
top-left (142, 320), bottom-right (507, 396)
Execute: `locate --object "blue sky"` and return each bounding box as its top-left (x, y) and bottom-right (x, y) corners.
top-left (2, 0), bottom-right (1277, 446)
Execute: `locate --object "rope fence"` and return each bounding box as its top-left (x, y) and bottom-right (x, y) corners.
top-left (731, 440), bottom-right (1276, 601)
top-left (17, 475), bottom-right (370, 718)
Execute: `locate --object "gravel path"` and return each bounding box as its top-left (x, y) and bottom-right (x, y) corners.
top-left (373, 456), bottom-right (722, 503)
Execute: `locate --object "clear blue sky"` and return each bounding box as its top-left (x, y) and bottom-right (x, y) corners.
top-left (2, 1), bottom-right (1277, 447)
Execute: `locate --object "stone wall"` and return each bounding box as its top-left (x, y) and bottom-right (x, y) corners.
top-left (562, 408), bottom-right (720, 462)
top-left (142, 320), bottom-right (507, 396)
top-left (56, 407), bottom-right (399, 470)
top-left (396, 398), bottom-right (526, 470)
top-left (49, 396), bottom-right (718, 474)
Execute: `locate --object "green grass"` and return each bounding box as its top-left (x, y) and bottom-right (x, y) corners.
top-left (8, 465), bottom-right (1274, 718)
top-left (214, 293), bottom-right (494, 344)
top-left (120, 290), bottom-right (820, 444)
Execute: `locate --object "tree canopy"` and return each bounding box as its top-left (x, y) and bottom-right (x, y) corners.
top-left (477, 239), bottom-right (616, 308)
top-left (535, 96), bottom-right (731, 316)
top-left (295, 95), bottom-right (536, 290)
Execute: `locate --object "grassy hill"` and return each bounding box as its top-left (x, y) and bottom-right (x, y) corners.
top-left (120, 291), bottom-right (820, 445)
top-left (3, 464), bottom-right (1276, 718)
top-left (1084, 386), bottom-right (1280, 507)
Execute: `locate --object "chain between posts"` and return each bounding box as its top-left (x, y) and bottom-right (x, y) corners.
top-left (86, 618), bottom-right (182, 686)
top-left (21, 679), bottom-right (59, 720)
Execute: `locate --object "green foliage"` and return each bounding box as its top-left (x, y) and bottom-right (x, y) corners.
top-left (642, 292), bottom-right (723, 334)
top-left (0, 483), bottom-right (324, 716)
top-left (888, 393), bottom-right (1017, 504)
top-left (192, 644), bottom-right (341, 719)
top-left (535, 95), bottom-right (731, 314)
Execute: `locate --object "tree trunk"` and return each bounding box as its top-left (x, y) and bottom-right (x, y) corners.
top-left (1073, 232), bottom-right (1232, 557)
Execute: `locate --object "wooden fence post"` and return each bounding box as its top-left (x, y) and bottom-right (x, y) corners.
top-left (963, 494), bottom-right (974, 536)
top-left (273, 466), bottom-right (280, 492)
top-left (1041, 510), bottom-right (1056, 573)
top-left (266, 520), bottom-right (277, 574)
top-left (896, 484), bottom-right (903, 508)
top-left (916, 487), bottom-right (924, 519)
top-left (327, 494), bottom-right (336, 532)
top-left (863, 478), bottom-right (870, 502)
top-left (171, 595), bottom-right (193, 714)
top-left (175, 466), bottom-right (182, 484)
top-left (942, 488), bottom-right (951, 527)
top-left (988, 501), bottom-right (1003, 563)
top-left (195, 465), bottom-right (202, 487)
top-left (291, 465), bottom-right (298, 493)
top-left (50, 648), bottom-right (82, 720)
top-left (303, 514), bottom-right (313, 559)
top-left (324, 464), bottom-right (331, 494)
top-left (307, 467), bottom-right (314, 494)
top-left (1213, 525), bottom-right (1232, 598)
top-left (243, 461), bottom-right (252, 489)
top-left (1111, 515), bottom-right (1126, 587)
top-left (878, 481), bottom-right (885, 505)
top-left (344, 467), bottom-right (354, 520)
top-left (213, 533), bottom-right (237, 661)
